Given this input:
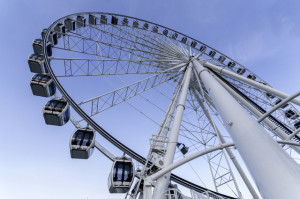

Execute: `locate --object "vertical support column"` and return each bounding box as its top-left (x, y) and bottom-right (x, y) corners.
top-left (192, 73), bottom-right (259, 199)
top-left (150, 77), bottom-right (182, 188)
top-left (191, 89), bottom-right (244, 199)
top-left (212, 73), bottom-right (300, 154)
top-left (151, 62), bottom-right (193, 199)
top-left (193, 60), bottom-right (300, 199)
top-left (155, 77), bottom-right (182, 150)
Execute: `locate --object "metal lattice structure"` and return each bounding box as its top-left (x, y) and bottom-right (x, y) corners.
top-left (28, 12), bottom-right (300, 199)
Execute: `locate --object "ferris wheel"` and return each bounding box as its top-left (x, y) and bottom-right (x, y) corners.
top-left (28, 12), bottom-right (300, 199)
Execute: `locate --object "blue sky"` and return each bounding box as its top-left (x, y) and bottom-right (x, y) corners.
top-left (1, 0), bottom-right (300, 199)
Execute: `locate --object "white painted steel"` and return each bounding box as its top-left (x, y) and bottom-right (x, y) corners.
top-left (193, 60), bottom-right (300, 199)
top-left (277, 140), bottom-right (300, 147)
top-left (286, 128), bottom-right (300, 141)
top-left (94, 141), bottom-right (116, 161)
top-left (79, 63), bottom-right (187, 105)
top-left (144, 183), bottom-right (153, 199)
top-left (191, 75), bottom-right (243, 198)
top-left (191, 83), bottom-right (258, 199)
top-left (46, 13), bottom-right (274, 199)
top-left (45, 12), bottom-right (300, 198)
top-left (151, 54), bottom-right (202, 151)
top-left (202, 61), bottom-right (300, 106)
top-left (152, 62), bottom-right (193, 199)
top-left (155, 76), bottom-right (183, 149)
top-left (213, 74), bottom-right (300, 154)
top-left (257, 90), bottom-right (300, 123)
top-left (146, 143), bottom-right (235, 183)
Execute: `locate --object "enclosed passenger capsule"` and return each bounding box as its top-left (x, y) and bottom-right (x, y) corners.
top-left (101, 15), bottom-right (108, 24)
top-left (122, 18), bottom-right (129, 26)
top-left (132, 20), bottom-right (138, 28)
top-left (237, 68), bottom-right (246, 75)
top-left (32, 39), bottom-right (52, 56)
top-left (70, 127), bottom-right (95, 159)
top-left (76, 16), bottom-right (86, 28)
top-left (28, 54), bottom-right (48, 74)
top-left (247, 74), bottom-right (256, 80)
top-left (266, 92), bottom-right (275, 99)
top-left (191, 41), bottom-right (197, 48)
top-left (181, 37), bottom-right (187, 44)
top-left (163, 29), bottom-right (168, 36)
top-left (65, 18), bottom-right (76, 31)
top-left (54, 23), bottom-right (66, 38)
top-left (274, 99), bottom-right (288, 108)
top-left (294, 121), bottom-right (300, 129)
top-left (218, 56), bottom-right (226, 63)
top-left (199, 45), bottom-right (206, 52)
top-left (30, 74), bottom-right (56, 97)
top-left (172, 33), bottom-right (178, 40)
top-left (41, 29), bottom-right (58, 45)
top-left (152, 25), bottom-right (158, 33)
top-left (209, 50), bottom-right (216, 58)
top-left (227, 61), bottom-right (235, 68)
top-left (143, 23), bottom-right (149, 30)
top-left (108, 157), bottom-right (135, 193)
top-left (285, 109), bottom-right (299, 120)
top-left (43, 98), bottom-right (70, 126)
top-left (89, 14), bottom-right (97, 25)
top-left (111, 16), bottom-right (118, 25)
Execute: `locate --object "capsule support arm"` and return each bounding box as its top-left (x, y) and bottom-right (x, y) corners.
top-left (94, 141), bottom-right (116, 161)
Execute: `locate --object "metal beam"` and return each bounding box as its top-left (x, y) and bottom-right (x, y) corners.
top-left (152, 62), bottom-right (193, 199)
top-left (202, 61), bottom-right (300, 106)
top-left (191, 85), bottom-right (259, 199)
top-left (94, 141), bottom-right (116, 161)
top-left (193, 60), bottom-right (300, 199)
top-left (212, 73), bottom-right (300, 154)
top-left (257, 90), bottom-right (300, 123)
top-left (145, 143), bottom-right (235, 183)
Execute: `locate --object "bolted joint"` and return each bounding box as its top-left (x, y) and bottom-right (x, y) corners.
top-left (144, 177), bottom-right (153, 186)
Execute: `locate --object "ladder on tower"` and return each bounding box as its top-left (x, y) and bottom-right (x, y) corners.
top-left (125, 135), bottom-right (168, 199)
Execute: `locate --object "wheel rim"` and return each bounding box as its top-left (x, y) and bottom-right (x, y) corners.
top-left (41, 12), bottom-right (300, 199)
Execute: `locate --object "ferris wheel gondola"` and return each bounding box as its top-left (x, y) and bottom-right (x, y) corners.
top-left (32, 39), bottom-right (52, 56)
top-left (30, 74), bottom-right (56, 97)
top-left (54, 23), bottom-right (65, 38)
top-left (108, 156), bottom-right (135, 193)
top-left (88, 14), bottom-right (97, 25)
top-left (28, 54), bottom-right (49, 74)
top-left (43, 98), bottom-right (70, 126)
top-left (70, 127), bottom-right (95, 159)
top-left (76, 15), bottom-right (86, 28)
top-left (64, 18), bottom-right (76, 31)
top-left (41, 29), bottom-right (58, 46)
